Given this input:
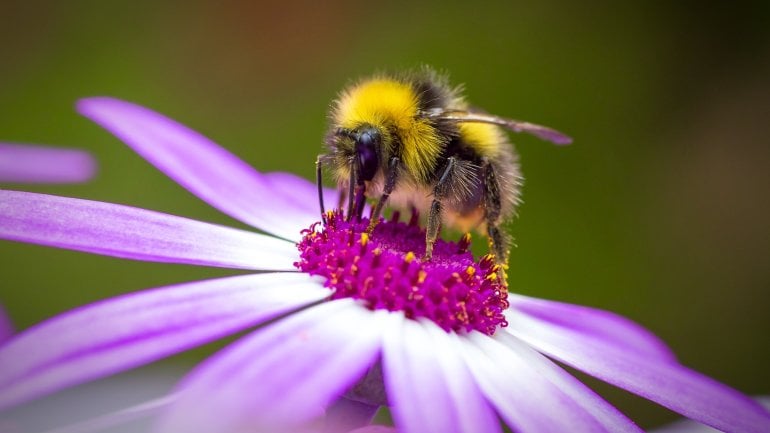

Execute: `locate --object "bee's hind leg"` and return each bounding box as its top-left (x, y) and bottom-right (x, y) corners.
top-left (366, 157), bottom-right (400, 233)
top-left (481, 158), bottom-right (511, 282)
top-left (423, 157), bottom-right (458, 262)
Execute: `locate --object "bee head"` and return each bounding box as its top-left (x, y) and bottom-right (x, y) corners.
top-left (329, 125), bottom-right (383, 182)
top-left (354, 126), bottom-right (381, 181)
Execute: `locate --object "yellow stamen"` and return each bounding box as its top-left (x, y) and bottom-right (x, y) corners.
top-left (404, 251), bottom-right (416, 263)
top-left (417, 270), bottom-right (427, 284)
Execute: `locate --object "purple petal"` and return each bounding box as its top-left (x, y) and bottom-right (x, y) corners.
top-left (0, 305), bottom-right (13, 344)
top-left (463, 332), bottom-right (639, 433)
top-left (156, 300), bottom-right (386, 433)
top-left (492, 332), bottom-right (642, 432)
top-left (0, 272), bottom-right (329, 410)
top-left (0, 143), bottom-right (96, 184)
top-left (505, 311), bottom-right (770, 433)
top-left (28, 393), bottom-right (176, 433)
top-left (0, 190), bottom-right (298, 270)
top-left (323, 397), bottom-right (380, 433)
top-left (650, 397), bottom-right (770, 433)
top-left (508, 294), bottom-right (677, 362)
top-left (349, 427), bottom-right (398, 433)
top-left (382, 317), bottom-right (501, 433)
top-left (77, 97), bottom-right (323, 242)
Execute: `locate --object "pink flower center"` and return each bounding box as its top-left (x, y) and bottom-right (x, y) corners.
top-left (295, 210), bottom-right (509, 335)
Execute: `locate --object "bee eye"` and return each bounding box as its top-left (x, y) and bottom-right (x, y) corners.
top-left (355, 128), bottom-right (380, 181)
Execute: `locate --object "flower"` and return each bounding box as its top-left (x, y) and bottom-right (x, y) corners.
top-left (0, 142), bottom-right (96, 184)
top-left (0, 97), bottom-right (768, 433)
top-left (0, 140), bottom-right (94, 355)
top-left (649, 398), bottom-right (770, 433)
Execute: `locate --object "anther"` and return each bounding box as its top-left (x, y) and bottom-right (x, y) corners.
top-left (362, 276), bottom-right (374, 294)
top-left (404, 251), bottom-right (416, 264)
top-left (402, 252), bottom-right (416, 273)
top-left (480, 254), bottom-right (495, 269)
top-left (371, 248), bottom-right (382, 268)
top-left (417, 270), bottom-right (427, 284)
top-left (458, 233), bottom-right (472, 253)
top-left (325, 210), bottom-right (337, 228)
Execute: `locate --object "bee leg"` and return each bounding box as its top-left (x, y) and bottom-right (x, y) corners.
top-left (346, 162), bottom-right (357, 221)
top-left (423, 202), bottom-right (441, 262)
top-left (316, 155), bottom-right (327, 223)
top-left (423, 157), bottom-right (457, 262)
top-left (481, 158), bottom-right (511, 281)
top-left (353, 183), bottom-right (367, 221)
top-left (366, 157), bottom-right (400, 233)
top-left (337, 181), bottom-right (347, 211)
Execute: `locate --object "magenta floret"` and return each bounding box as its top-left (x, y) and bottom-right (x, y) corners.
top-left (295, 211), bottom-right (509, 335)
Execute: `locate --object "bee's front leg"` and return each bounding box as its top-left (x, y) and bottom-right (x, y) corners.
top-left (316, 155), bottom-right (328, 223)
top-left (346, 160), bottom-right (358, 221)
top-left (366, 157), bottom-right (400, 233)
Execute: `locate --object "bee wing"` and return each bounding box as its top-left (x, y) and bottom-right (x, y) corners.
top-left (422, 109), bottom-right (573, 145)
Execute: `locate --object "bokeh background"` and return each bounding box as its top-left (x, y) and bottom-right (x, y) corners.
top-left (1, 0), bottom-right (769, 430)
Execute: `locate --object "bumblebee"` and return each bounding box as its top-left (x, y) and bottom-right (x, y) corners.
top-left (317, 67), bottom-right (571, 265)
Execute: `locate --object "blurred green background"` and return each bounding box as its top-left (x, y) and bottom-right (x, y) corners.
top-left (1, 0), bottom-right (769, 429)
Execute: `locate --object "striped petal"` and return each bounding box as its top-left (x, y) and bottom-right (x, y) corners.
top-left (463, 332), bottom-right (636, 433)
top-left (505, 311), bottom-right (770, 433)
top-left (382, 317), bottom-right (501, 433)
top-left (0, 273), bottom-right (329, 409)
top-left (508, 294), bottom-right (676, 362)
top-left (650, 397), bottom-right (770, 433)
top-left (0, 143), bottom-right (96, 184)
top-left (0, 190), bottom-right (297, 270)
top-left (157, 300), bottom-right (386, 433)
top-left (77, 97), bottom-right (323, 242)
top-left (493, 332), bottom-right (642, 432)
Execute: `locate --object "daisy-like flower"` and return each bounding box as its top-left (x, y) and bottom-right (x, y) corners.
top-left (0, 97), bottom-right (768, 433)
top-left (0, 142), bottom-right (96, 184)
